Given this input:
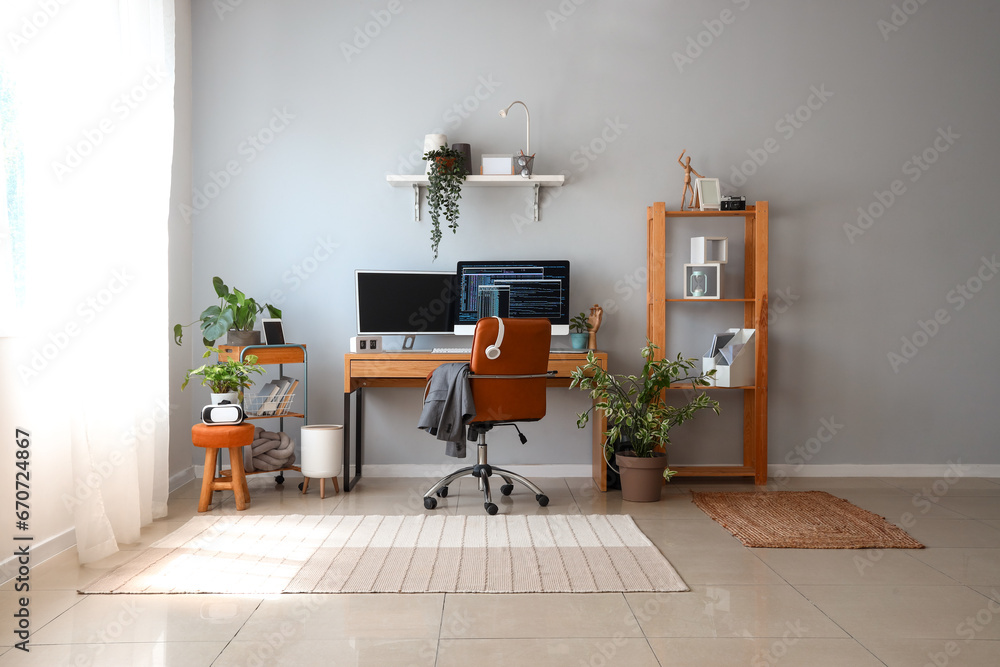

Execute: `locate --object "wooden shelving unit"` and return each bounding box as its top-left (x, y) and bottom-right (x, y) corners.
top-left (646, 202), bottom-right (769, 484)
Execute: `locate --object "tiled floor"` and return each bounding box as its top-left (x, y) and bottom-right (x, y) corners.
top-left (4, 474), bottom-right (1000, 666)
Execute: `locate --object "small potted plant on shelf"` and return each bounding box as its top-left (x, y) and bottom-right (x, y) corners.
top-left (423, 145), bottom-right (466, 260)
top-left (173, 276), bottom-right (281, 346)
top-left (570, 341), bottom-right (720, 502)
top-left (181, 347), bottom-right (266, 405)
top-left (569, 312), bottom-right (591, 350)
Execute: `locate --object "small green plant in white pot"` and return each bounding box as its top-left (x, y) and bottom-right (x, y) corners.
top-left (181, 347), bottom-right (266, 404)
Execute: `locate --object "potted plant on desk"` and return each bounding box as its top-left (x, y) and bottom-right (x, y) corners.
top-left (570, 341), bottom-right (720, 502)
top-left (569, 312), bottom-right (592, 350)
top-left (173, 276), bottom-right (281, 346)
top-left (182, 347), bottom-right (266, 405)
top-left (423, 145), bottom-right (466, 260)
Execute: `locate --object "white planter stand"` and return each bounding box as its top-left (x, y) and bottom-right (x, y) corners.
top-left (300, 424), bottom-right (343, 498)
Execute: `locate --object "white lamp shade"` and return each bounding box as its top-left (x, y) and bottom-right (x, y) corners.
top-left (300, 424), bottom-right (344, 478)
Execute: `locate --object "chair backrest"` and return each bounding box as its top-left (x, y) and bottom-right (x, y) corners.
top-left (469, 317), bottom-right (551, 424)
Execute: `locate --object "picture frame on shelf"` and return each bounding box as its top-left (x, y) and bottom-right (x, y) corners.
top-left (481, 154), bottom-right (515, 175)
top-left (683, 263), bottom-right (722, 299)
top-left (695, 178), bottom-right (722, 210)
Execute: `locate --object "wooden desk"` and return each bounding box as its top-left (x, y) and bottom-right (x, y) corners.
top-left (343, 350), bottom-right (609, 493)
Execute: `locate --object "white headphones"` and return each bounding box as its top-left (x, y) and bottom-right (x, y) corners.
top-left (485, 316), bottom-right (505, 360)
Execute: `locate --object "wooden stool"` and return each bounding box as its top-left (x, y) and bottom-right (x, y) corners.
top-left (191, 423), bottom-right (255, 512)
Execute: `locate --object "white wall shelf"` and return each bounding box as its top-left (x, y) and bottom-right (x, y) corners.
top-left (386, 174), bottom-right (565, 222)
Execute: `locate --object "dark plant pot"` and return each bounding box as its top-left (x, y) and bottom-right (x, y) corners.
top-left (226, 329), bottom-right (261, 346)
top-left (616, 452), bottom-right (667, 502)
top-left (570, 333), bottom-right (588, 349)
top-left (451, 143), bottom-right (472, 176)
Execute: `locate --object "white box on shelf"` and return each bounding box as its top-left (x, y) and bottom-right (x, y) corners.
top-left (691, 236), bottom-right (728, 264)
top-left (683, 263), bottom-right (723, 299)
top-left (703, 328), bottom-right (755, 387)
top-left (481, 154), bottom-right (514, 175)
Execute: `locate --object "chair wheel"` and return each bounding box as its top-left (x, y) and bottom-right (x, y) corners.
top-left (297, 482), bottom-right (303, 491)
top-left (424, 496), bottom-right (438, 510)
top-left (484, 502), bottom-right (498, 515)
top-left (436, 487), bottom-right (449, 498)
top-left (536, 494), bottom-right (549, 507)
top-left (500, 484), bottom-right (514, 496)
top-left (275, 474), bottom-right (284, 485)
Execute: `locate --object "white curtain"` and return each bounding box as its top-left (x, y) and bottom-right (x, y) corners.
top-left (5, 0), bottom-right (175, 562)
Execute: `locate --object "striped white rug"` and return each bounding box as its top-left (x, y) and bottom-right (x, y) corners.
top-left (83, 514), bottom-right (688, 594)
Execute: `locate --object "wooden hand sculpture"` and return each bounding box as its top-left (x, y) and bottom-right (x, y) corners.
top-left (587, 304), bottom-right (603, 350)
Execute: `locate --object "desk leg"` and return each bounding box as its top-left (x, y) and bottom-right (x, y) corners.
top-left (592, 400), bottom-right (608, 492)
top-left (343, 389), bottom-right (364, 492)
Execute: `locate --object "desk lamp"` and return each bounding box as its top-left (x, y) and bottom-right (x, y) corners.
top-left (499, 101), bottom-right (531, 172)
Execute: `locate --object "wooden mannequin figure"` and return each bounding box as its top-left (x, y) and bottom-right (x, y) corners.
top-left (678, 149), bottom-right (703, 211)
top-left (586, 304), bottom-right (603, 350)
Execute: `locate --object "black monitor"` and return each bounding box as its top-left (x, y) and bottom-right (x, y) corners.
top-left (355, 270), bottom-right (457, 335)
top-left (452, 260), bottom-right (570, 335)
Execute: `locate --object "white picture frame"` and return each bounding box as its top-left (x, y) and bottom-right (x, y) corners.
top-left (262, 318), bottom-right (284, 345)
top-left (696, 178), bottom-right (722, 210)
top-left (481, 154), bottom-right (514, 175)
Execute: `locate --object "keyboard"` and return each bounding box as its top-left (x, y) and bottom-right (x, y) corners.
top-left (431, 347), bottom-right (472, 354)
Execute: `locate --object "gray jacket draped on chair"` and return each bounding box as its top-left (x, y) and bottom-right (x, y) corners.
top-left (417, 362), bottom-right (475, 457)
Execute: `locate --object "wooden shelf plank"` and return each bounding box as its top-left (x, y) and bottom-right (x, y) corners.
top-left (671, 465), bottom-right (756, 477)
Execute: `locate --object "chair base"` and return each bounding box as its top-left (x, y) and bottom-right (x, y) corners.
top-left (423, 427), bottom-right (549, 514)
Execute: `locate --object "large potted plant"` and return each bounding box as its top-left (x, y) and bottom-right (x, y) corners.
top-left (181, 347), bottom-right (266, 405)
top-left (570, 341), bottom-right (720, 501)
top-left (423, 145), bottom-right (466, 260)
top-left (173, 276), bottom-right (281, 346)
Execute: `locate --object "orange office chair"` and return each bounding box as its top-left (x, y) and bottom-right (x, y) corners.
top-left (423, 317), bottom-right (553, 515)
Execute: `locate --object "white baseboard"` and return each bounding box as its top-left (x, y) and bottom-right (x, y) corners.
top-left (0, 527), bottom-right (76, 585)
top-left (769, 463), bottom-right (1000, 478)
top-left (170, 466), bottom-right (196, 490)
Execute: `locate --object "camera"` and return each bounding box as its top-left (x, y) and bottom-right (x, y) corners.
top-left (720, 195), bottom-right (746, 211)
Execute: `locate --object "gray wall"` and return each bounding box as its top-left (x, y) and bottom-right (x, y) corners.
top-left (180, 0), bottom-right (1000, 472)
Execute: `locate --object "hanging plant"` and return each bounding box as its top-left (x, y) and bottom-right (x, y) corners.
top-left (423, 145), bottom-right (466, 260)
